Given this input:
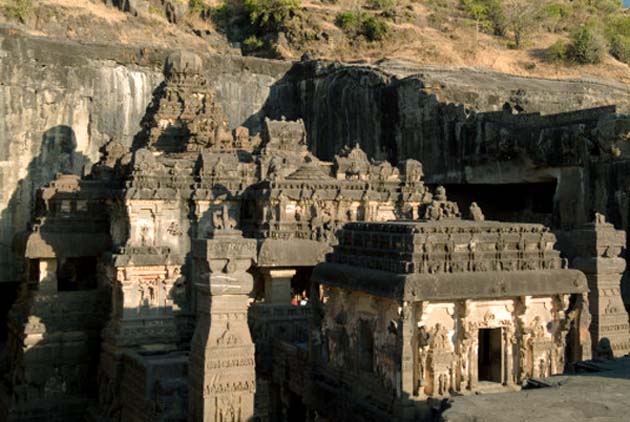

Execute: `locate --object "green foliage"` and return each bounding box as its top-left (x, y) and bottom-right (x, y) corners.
top-left (609, 35), bottom-right (630, 64)
top-left (587, 0), bottom-right (622, 15)
top-left (460, 0), bottom-right (505, 36)
top-left (425, 0), bottom-right (449, 8)
top-left (149, 4), bottom-right (165, 17)
top-left (210, 2), bottom-right (231, 25)
top-left (335, 11), bottom-right (361, 33)
top-left (244, 0), bottom-right (301, 31)
top-left (189, 0), bottom-right (210, 15)
top-left (4, 0), bottom-right (32, 23)
top-left (366, 0), bottom-right (396, 11)
top-left (605, 15), bottom-right (630, 63)
top-left (545, 40), bottom-right (568, 62)
top-left (361, 15), bottom-right (390, 41)
top-left (544, 3), bottom-right (571, 19)
top-left (605, 15), bottom-right (630, 38)
top-left (543, 2), bottom-right (572, 32)
top-left (335, 11), bottom-right (390, 42)
top-left (503, 0), bottom-right (544, 49)
top-left (567, 26), bottom-right (607, 64)
top-left (243, 35), bottom-right (264, 51)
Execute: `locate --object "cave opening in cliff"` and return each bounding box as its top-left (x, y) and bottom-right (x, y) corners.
top-left (441, 182), bottom-right (557, 226)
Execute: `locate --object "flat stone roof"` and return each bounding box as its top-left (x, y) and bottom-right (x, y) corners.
top-left (313, 219), bottom-right (588, 301)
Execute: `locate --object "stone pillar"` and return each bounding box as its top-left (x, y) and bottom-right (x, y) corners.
top-left (570, 215), bottom-right (630, 358)
top-left (189, 230), bottom-right (257, 422)
top-left (263, 269), bottom-right (295, 304)
top-left (399, 301), bottom-right (416, 421)
top-left (400, 302), bottom-right (415, 396)
top-left (502, 326), bottom-right (515, 386)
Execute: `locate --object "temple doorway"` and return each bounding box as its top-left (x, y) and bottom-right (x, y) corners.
top-left (478, 328), bottom-right (503, 383)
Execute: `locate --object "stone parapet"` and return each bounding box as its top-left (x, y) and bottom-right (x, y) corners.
top-left (333, 221), bottom-right (563, 275)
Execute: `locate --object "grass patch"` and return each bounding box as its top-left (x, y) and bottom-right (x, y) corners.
top-left (335, 10), bottom-right (390, 42)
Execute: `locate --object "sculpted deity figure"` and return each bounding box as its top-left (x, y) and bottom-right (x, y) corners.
top-left (438, 373), bottom-right (449, 396)
top-left (430, 324), bottom-right (451, 351)
top-left (346, 160), bottom-right (361, 180)
top-left (435, 186), bottom-right (447, 202)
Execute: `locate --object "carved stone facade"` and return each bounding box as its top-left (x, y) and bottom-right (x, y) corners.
top-left (559, 215), bottom-right (630, 358)
top-left (1, 175), bottom-right (111, 421)
top-left (189, 230), bottom-right (257, 422)
top-left (1, 50), bottom-right (432, 421)
top-left (1, 50), bottom-right (627, 422)
top-left (310, 220), bottom-right (592, 420)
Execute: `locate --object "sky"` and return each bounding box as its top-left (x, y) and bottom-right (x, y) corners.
top-left (625, 0), bottom-right (630, 7)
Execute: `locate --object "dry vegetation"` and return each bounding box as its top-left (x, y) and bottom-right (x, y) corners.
top-left (1, 0), bottom-right (630, 83)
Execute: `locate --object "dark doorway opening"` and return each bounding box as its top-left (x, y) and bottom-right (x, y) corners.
top-left (358, 319), bottom-right (375, 373)
top-left (478, 328), bottom-right (503, 383)
top-left (442, 182), bottom-right (557, 226)
top-left (57, 257), bottom-right (98, 291)
top-left (291, 267), bottom-right (313, 301)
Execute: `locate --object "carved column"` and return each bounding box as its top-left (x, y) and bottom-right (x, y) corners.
top-left (400, 301), bottom-right (415, 399)
top-left (503, 323), bottom-right (516, 386)
top-left (569, 216), bottom-right (630, 358)
top-left (189, 230), bottom-right (257, 422)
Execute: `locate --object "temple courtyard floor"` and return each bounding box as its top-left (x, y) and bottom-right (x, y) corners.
top-left (442, 356), bottom-right (630, 421)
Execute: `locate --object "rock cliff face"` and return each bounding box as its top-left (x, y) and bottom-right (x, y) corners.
top-left (265, 60), bottom-right (630, 164)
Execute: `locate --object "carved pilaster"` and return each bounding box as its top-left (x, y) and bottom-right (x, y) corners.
top-left (400, 301), bottom-right (415, 397)
top-left (568, 215), bottom-right (630, 358)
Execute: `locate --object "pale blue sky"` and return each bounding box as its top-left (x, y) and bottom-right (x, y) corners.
top-left (625, 0), bottom-right (630, 7)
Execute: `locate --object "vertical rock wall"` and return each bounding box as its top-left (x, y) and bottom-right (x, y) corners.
top-left (0, 35), bottom-right (161, 283)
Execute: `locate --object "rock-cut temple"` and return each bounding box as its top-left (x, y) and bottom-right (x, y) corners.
top-left (1, 51), bottom-right (628, 422)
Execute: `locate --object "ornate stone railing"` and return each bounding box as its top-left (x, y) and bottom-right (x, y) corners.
top-left (331, 221), bottom-right (564, 274)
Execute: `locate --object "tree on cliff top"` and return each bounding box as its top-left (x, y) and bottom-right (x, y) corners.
top-left (502, 0), bottom-right (543, 49)
top-left (244, 0), bottom-right (301, 32)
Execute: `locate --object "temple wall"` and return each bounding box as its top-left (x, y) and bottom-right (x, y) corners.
top-left (413, 296), bottom-right (567, 400)
top-left (321, 287), bottom-right (401, 396)
top-left (314, 288), bottom-right (580, 421)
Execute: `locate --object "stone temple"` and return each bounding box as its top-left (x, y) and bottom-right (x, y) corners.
top-left (0, 51), bottom-right (628, 422)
